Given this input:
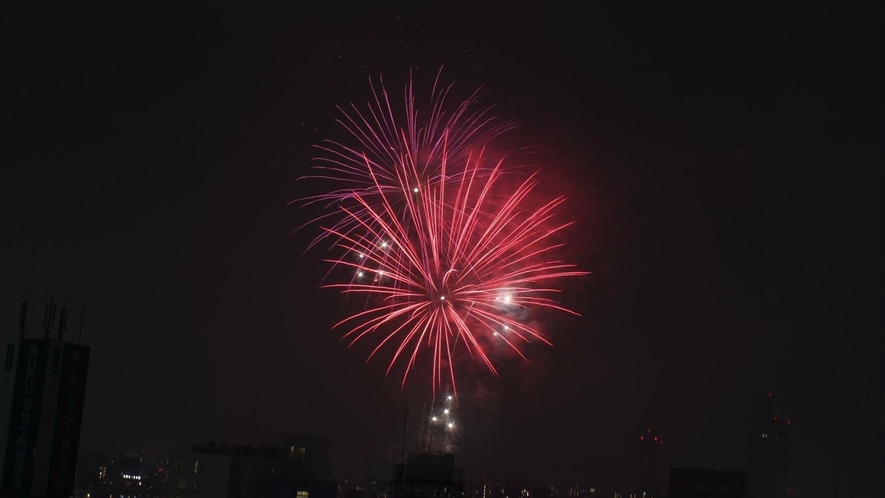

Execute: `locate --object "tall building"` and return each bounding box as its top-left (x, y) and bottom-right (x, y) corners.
top-left (167, 436), bottom-right (336, 498)
top-left (638, 428), bottom-right (663, 498)
top-left (391, 452), bottom-right (463, 498)
top-left (0, 299), bottom-right (91, 498)
top-left (748, 393), bottom-right (792, 498)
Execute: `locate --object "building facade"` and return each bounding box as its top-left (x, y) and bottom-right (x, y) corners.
top-left (167, 436), bottom-right (336, 498)
top-left (391, 452), bottom-right (463, 498)
top-left (0, 300), bottom-right (91, 498)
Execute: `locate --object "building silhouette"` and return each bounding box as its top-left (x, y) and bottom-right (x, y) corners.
top-left (0, 298), bottom-right (91, 498)
top-left (669, 467), bottom-right (746, 498)
top-left (167, 436), bottom-right (336, 498)
top-left (73, 450), bottom-right (168, 498)
top-left (638, 428), bottom-right (663, 498)
top-left (748, 394), bottom-right (792, 498)
top-left (392, 452), bottom-right (463, 498)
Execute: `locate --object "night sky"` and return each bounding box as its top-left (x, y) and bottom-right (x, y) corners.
top-left (1, 1), bottom-right (883, 496)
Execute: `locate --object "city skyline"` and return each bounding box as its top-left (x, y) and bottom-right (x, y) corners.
top-left (1, 1), bottom-right (882, 496)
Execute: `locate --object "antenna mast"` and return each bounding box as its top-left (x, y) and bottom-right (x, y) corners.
top-left (58, 302), bottom-right (68, 341)
top-left (400, 406), bottom-right (408, 464)
top-left (43, 295), bottom-right (57, 339)
top-left (19, 295), bottom-right (28, 338)
top-left (78, 304), bottom-right (86, 344)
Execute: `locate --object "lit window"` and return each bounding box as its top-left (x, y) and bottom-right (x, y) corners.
top-left (297, 491), bottom-right (309, 498)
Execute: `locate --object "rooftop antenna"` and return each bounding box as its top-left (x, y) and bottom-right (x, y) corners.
top-left (19, 294), bottom-right (28, 338)
top-left (43, 295), bottom-right (57, 340)
top-left (249, 406), bottom-right (257, 445)
top-left (400, 406), bottom-right (408, 464)
top-left (78, 304), bottom-right (86, 344)
top-left (419, 403), bottom-right (427, 451)
top-left (43, 299), bottom-right (49, 337)
top-left (58, 302), bottom-right (68, 341)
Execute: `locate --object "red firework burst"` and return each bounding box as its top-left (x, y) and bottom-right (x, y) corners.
top-left (294, 68), bottom-right (514, 251)
top-left (319, 136), bottom-right (587, 395)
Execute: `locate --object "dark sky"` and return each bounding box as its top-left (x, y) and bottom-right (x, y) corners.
top-left (1, 1), bottom-right (883, 495)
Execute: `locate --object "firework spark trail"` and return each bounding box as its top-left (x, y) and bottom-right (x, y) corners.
top-left (293, 68), bottom-right (515, 252)
top-left (295, 70), bottom-right (587, 395)
top-left (319, 135), bottom-right (588, 395)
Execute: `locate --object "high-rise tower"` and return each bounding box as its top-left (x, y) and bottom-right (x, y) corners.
top-left (748, 393), bottom-right (792, 498)
top-left (639, 428), bottom-right (663, 498)
top-left (0, 298), bottom-right (91, 498)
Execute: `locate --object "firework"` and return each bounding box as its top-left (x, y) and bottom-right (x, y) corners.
top-left (419, 393), bottom-right (458, 453)
top-left (297, 70), bottom-right (587, 394)
top-left (319, 131), bottom-right (587, 395)
top-left (295, 68), bottom-right (514, 251)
